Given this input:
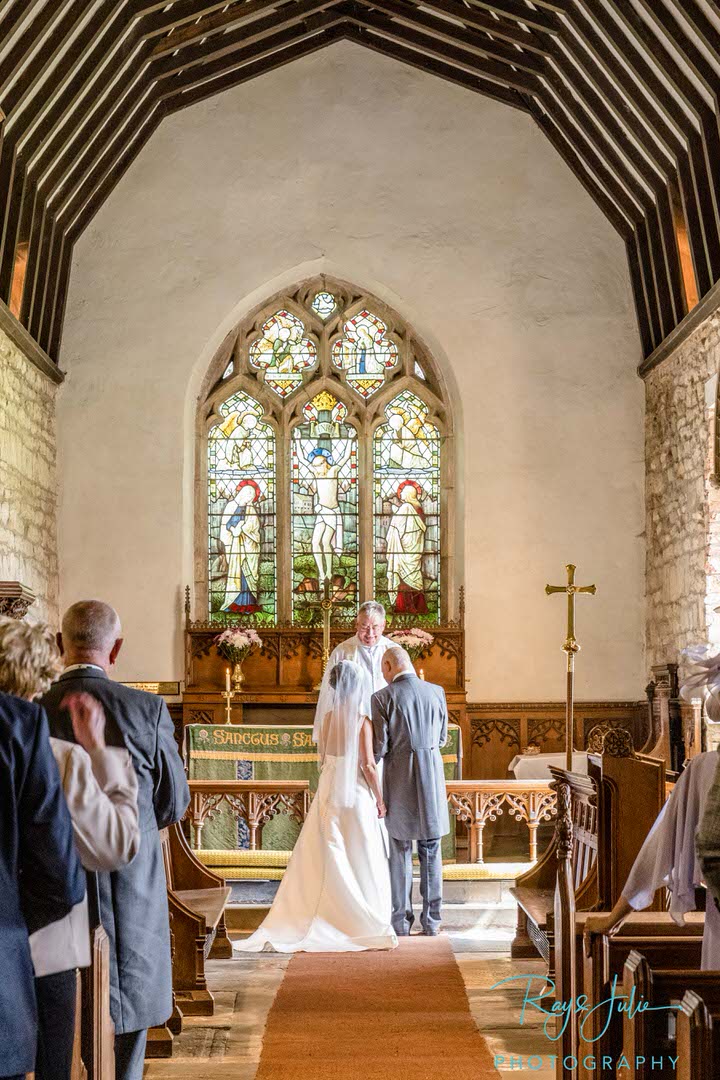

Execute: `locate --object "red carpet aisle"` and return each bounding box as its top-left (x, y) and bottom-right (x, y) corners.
top-left (254, 936), bottom-right (500, 1079)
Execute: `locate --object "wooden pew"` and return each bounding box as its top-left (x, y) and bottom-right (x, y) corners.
top-left (147, 823), bottom-right (232, 1059)
top-left (161, 822), bottom-right (232, 1015)
top-left (578, 923), bottom-right (703, 1079)
top-left (511, 769), bottom-right (597, 977)
top-left (550, 760), bottom-right (702, 1080)
top-left (512, 731), bottom-right (666, 977)
top-left (676, 990), bottom-right (720, 1079)
top-left (71, 878), bottom-right (115, 1080)
top-left (623, 951), bottom-right (720, 1078)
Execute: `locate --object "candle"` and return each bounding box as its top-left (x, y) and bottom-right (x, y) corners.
top-left (418, 667), bottom-right (425, 680)
top-left (225, 667), bottom-right (231, 693)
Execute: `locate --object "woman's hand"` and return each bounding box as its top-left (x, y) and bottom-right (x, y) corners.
top-left (377, 800), bottom-right (387, 819)
top-left (582, 912), bottom-right (622, 956)
top-left (61, 691), bottom-right (107, 752)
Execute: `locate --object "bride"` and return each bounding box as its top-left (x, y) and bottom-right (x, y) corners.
top-left (233, 659), bottom-right (398, 952)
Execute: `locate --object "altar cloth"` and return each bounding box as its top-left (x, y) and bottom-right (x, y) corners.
top-left (186, 723), bottom-right (460, 856)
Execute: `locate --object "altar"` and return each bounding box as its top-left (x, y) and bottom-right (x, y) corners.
top-left (186, 723), bottom-right (462, 857)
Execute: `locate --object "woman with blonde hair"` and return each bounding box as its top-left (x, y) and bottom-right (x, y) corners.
top-left (0, 616), bottom-right (140, 1080)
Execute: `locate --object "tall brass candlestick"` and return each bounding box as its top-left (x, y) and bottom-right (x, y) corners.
top-left (546, 564), bottom-right (597, 771)
top-left (222, 687), bottom-right (235, 724)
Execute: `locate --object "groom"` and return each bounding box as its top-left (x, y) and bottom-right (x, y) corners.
top-left (371, 646), bottom-right (450, 936)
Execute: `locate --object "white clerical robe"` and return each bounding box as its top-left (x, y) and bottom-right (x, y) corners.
top-left (622, 750), bottom-right (720, 969)
top-left (312, 634), bottom-right (395, 743)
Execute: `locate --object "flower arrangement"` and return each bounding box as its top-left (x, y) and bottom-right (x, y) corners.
top-left (387, 627), bottom-right (434, 662)
top-left (215, 627), bottom-right (263, 663)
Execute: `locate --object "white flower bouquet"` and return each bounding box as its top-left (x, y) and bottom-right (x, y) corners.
top-left (215, 627), bottom-right (263, 664)
top-left (387, 627), bottom-right (434, 662)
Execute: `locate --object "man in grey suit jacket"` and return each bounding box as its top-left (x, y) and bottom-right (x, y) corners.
top-left (371, 646), bottom-right (449, 936)
top-left (41, 602), bottom-right (190, 1080)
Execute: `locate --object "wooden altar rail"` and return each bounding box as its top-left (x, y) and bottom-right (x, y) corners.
top-left (187, 779), bottom-right (556, 865)
top-left (187, 780), bottom-right (310, 849)
top-left (446, 781), bottom-right (557, 864)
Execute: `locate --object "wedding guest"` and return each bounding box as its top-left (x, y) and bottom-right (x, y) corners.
top-left (0, 690), bottom-right (84, 1080)
top-left (41, 601), bottom-right (190, 1080)
top-left (0, 616), bottom-right (140, 1080)
top-left (584, 750), bottom-right (720, 968)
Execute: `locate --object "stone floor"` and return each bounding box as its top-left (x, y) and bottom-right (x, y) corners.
top-left (145, 934), bottom-right (556, 1079)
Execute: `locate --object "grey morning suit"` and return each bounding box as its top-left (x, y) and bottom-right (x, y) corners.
top-left (41, 668), bottom-right (190, 1080)
top-left (371, 672), bottom-right (450, 935)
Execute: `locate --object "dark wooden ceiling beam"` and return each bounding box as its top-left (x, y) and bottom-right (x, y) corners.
top-left (161, 22), bottom-right (347, 112)
top-left (351, 0), bottom-right (546, 74)
top-left (148, 0), bottom-right (341, 78)
top-left (147, 0), bottom-right (295, 54)
top-left (463, 0), bottom-right (559, 34)
top-left (139, 0), bottom-right (270, 38)
top-left (554, 22), bottom-right (703, 313)
top-left (396, 0), bottom-right (549, 54)
top-left (523, 96), bottom-right (632, 238)
top-left (155, 9), bottom-right (348, 94)
top-left (569, 1), bottom-right (720, 300)
top-left (0, 1), bottom-right (134, 305)
top-left (343, 5), bottom-right (538, 92)
top-left (343, 24), bottom-right (528, 110)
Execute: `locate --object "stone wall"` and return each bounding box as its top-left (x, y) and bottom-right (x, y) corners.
top-left (645, 306), bottom-right (720, 673)
top-left (0, 323), bottom-right (59, 623)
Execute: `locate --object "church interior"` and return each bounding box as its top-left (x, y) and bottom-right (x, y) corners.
top-left (4, 1), bottom-right (720, 1078)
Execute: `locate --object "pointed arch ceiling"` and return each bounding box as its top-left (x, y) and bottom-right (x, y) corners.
top-left (1, 0), bottom-right (720, 370)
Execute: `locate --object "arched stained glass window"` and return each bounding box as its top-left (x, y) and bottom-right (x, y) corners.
top-left (200, 278), bottom-right (453, 627)
top-left (373, 391), bottom-right (440, 624)
top-left (207, 390), bottom-right (276, 623)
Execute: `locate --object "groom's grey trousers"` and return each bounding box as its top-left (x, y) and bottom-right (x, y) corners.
top-left (388, 835), bottom-right (442, 935)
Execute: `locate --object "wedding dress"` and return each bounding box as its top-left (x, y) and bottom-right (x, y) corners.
top-left (233, 660), bottom-right (398, 953)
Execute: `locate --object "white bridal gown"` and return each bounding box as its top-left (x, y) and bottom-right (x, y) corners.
top-left (234, 661), bottom-right (398, 954)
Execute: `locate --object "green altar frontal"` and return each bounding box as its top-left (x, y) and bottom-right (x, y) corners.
top-left (186, 723), bottom-right (461, 858)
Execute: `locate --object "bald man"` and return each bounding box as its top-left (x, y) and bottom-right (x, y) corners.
top-left (40, 602), bottom-right (190, 1080)
top-left (372, 646), bottom-right (450, 937)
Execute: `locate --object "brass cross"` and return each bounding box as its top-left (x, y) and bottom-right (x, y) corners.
top-left (545, 564), bottom-right (596, 770)
top-left (546, 564), bottom-right (596, 657)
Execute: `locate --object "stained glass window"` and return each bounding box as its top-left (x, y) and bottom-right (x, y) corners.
top-left (208, 389), bottom-right (276, 623)
top-left (203, 282), bottom-right (449, 627)
top-left (311, 291), bottom-right (337, 319)
top-left (291, 391), bottom-right (358, 624)
top-left (249, 309), bottom-right (317, 398)
top-left (332, 310), bottom-right (398, 398)
top-left (373, 391), bottom-right (440, 624)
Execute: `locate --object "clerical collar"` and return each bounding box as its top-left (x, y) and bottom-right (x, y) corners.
top-left (64, 663), bottom-right (106, 674)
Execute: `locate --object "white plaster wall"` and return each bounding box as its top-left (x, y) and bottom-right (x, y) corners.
top-left (59, 42), bottom-right (644, 697)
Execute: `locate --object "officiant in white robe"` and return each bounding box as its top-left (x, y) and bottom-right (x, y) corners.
top-left (584, 750), bottom-right (720, 969)
top-left (313, 601), bottom-right (394, 742)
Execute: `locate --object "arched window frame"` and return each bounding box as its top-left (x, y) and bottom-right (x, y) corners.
top-left (196, 278), bottom-right (456, 627)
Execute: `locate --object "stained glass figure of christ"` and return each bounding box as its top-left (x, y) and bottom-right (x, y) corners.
top-left (291, 391), bottom-right (358, 624)
top-left (373, 390), bottom-right (440, 623)
top-left (207, 390), bottom-right (276, 623)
